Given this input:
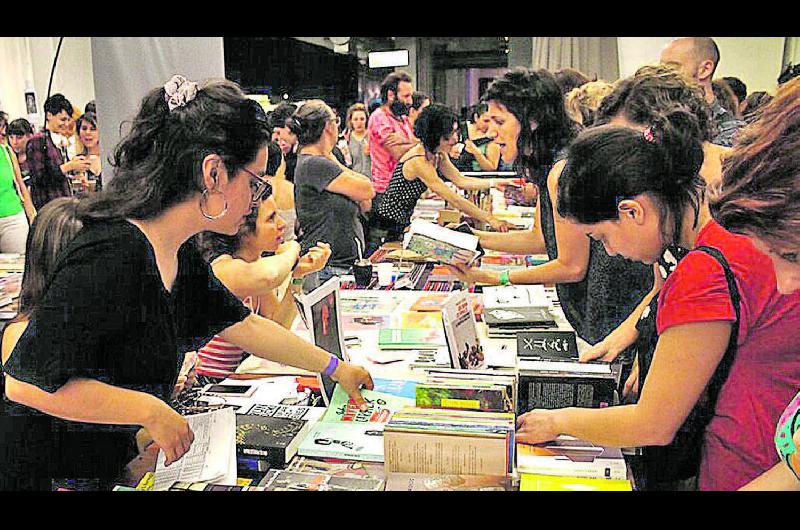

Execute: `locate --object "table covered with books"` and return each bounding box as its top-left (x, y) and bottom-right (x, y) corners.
top-left (118, 279), bottom-right (633, 492)
top-left (113, 188), bottom-right (635, 492)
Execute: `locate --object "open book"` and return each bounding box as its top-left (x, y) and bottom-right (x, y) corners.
top-left (403, 220), bottom-right (482, 266)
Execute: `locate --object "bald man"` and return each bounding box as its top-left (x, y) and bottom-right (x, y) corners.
top-left (661, 37), bottom-right (744, 147)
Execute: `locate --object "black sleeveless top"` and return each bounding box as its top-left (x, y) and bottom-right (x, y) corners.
top-left (537, 160), bottom-right (653, 345)
top-left (375, 154), bottom-right (429, 229)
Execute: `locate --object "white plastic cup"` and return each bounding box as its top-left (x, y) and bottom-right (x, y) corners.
top-left (377, 262), bottom-right (394, 287)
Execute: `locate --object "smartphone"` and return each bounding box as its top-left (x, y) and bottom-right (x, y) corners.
top-left (202, 384), bottom-right (256, 397)
top-left (459, 120), bottom-right (470, 142)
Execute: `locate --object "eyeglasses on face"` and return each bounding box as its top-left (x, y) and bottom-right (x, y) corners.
top-left (240, 167), bottom-right (272, 206)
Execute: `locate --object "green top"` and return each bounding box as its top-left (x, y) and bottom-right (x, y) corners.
top-left (0, 145), bottom-right (24, 218)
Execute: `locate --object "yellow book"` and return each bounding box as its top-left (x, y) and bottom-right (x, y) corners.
top-left (520, 473), bottom-right (632, 491)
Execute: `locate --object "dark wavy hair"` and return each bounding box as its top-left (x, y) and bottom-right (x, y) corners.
top-left (710, 77), bottom-right (800, 248)
top-left (7, 118), bottom-right (33, 137)
top-left (482, 68), bottom-right (577, 182)
top-left (16, 198), bottom-right (83, 320)
top-left (413, 104), bottom-right (458, 154)
top-left (294, 100), bottom-right (335, 146)
top-left (558, 106), bottom-right (706, 246)
top-left (554, 68), bottom-right (592, 96)
top-left (596, 64), bottom-right (716, 142)
top-left (77, 79), bottom-right (270, 221)
top-left (43, 94), bottom-right (73, 118)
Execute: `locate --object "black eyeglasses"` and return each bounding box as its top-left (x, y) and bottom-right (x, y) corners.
top-left (241, 167), bottom-right (272, 206)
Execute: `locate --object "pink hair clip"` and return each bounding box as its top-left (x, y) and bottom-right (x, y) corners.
top-left (643, 126), bottom-right (656, 144)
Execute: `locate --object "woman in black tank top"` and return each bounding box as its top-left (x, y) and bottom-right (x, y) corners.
top-left (373, 104), bottom-right (516, 241)
top-left (446, 69), bottom-right (653, 347)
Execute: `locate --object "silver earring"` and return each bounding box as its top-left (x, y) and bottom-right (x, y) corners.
top-left (200, 189), bottom-right (228, 220)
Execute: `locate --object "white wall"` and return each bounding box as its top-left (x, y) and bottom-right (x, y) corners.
top-left (618, 37), bottom-right (786, 94)
top-left (0, 37), bottom-right (95, 128)
top-left (0, 38), bottom-right (32, 121)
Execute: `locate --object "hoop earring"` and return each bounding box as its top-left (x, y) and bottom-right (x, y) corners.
top-left (200, 189), bottom-right (228, 220)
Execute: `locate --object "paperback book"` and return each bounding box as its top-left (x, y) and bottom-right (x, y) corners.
top-left (235, 413), bottom-right (316, 469)
top-left (384, 407), bottom-right (515, 475)
top-left (297, 385), bottom-right (415, 462)
top-left (403, 220), bottom-right (482, 266)
top-left (385, 473), bottom-right (514, 491)
top-left (257, 470), bottom-right (384, 491)
top-left (441, 290), bottom-right (485, 370)
top-left (378, 328), bottom-right (446, 350)
top-left (516, 436), bottom-right (627, 480)
top-left (519, 473), bottom-right (632, 491)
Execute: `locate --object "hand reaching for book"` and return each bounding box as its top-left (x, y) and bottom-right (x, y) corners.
top-left (445, 263), bottom-right (492, 285)
top-left (331, 362), bottom-right (375, 411)
top-left (516, 409), bottom-right (559, 446)
top-left (580, 321), bottom-right (639, 363)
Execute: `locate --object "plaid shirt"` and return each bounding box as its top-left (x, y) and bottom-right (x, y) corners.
top-left (710, 98), bottom-right (745, 148)
top-left (25, 131), bottom-right (72, 209)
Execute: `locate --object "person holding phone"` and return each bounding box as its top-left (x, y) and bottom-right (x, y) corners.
top-left (1, 77), bottom-right (373, 490)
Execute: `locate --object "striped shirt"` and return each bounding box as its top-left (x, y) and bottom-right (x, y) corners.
top-left (196, 296), bottom-right (257, 380)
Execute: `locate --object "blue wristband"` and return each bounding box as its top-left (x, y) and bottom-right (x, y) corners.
top-left (322, 356), bottom-right (340, 377)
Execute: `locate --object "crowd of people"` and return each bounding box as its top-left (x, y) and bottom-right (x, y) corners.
top-left (1, 36), bottom-right (800, 491)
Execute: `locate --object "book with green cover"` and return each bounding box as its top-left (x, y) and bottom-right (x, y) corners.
top-left (297, 385), bottom-right (415, 463)
top-left (378, 328), bottom-right (446, 350)
top-left (322, 385), bottom-right (415, 424)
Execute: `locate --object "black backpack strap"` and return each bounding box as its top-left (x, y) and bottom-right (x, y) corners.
top-left (693, 245), bottom-right (741, 423)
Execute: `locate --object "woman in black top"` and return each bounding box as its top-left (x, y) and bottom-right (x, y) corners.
top-left (373, 104), bottom-right (516, 242)
top-left (448, 69), bottom-right (653, 346)
top-left (1, 76), bottom-right (373, 490)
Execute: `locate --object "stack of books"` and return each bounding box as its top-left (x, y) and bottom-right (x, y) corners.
top-left (516, 436), bottom-right (632, 491)
top-left (415, 368), bottom-right (517, 413)
top-left (482, 285), bottom-right (556, 338)
top-left (384, 407), bottom-right (515, 476)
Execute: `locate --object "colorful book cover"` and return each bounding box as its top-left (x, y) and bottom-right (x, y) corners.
top-left (397, 311), bottom-right (443, 329)
top-left (385, 473), bottom-right (514, 491)
top-left (520, 473), bottom-right (632, 491)
top-left (415, 384), bottom-right (513, 413)
top-left (441, 290), bottom-right (485, 370)
top-left (322, 385), bottom-right (415, 424)
top-left (410, 293), bottom-right (449, 312)
top-left (378, 328), bottom-right (446, 349)
top-left (372, 378), bottom-right (419, 400)
top-left (286, 457), bottom-right (386, 481)
top-left (257, 470), bottom-right (384, 491)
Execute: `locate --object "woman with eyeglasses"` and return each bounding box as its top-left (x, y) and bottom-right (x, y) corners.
top-left (0, 77), bottom-right (373, 490)
top-left (293, 100), bottom-right (376, 286)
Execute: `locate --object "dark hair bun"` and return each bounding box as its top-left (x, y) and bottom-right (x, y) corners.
top-left (651, 105), bottom-right (704, 186)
